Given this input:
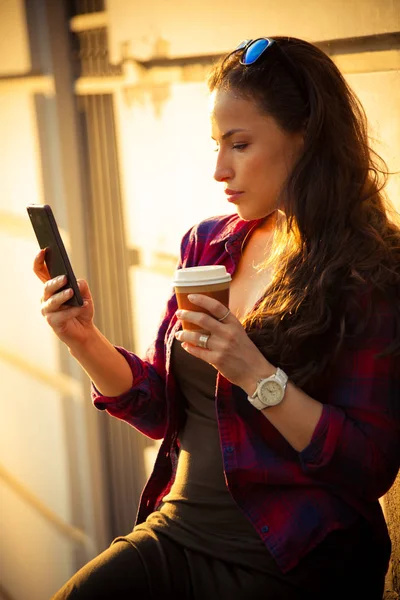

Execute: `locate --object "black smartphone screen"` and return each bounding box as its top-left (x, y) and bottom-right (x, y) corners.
top-left (27, 204), bottom-right (84, 307)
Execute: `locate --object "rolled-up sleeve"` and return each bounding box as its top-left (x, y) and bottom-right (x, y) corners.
top-left (299, 303), bottom-right (400, 501)
top-left (91, 346), bottom-right (168, 440)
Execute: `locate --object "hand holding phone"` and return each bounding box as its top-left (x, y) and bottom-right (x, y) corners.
top-left (29, 205), bottom-right (130, 394)
top-left (27, 204), bottom-right (83, 307)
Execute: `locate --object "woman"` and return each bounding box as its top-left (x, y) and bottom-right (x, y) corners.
top-left (35, 37), bottom-right (400, 599)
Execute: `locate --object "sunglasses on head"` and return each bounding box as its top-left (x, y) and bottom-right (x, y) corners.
top-left (230, 37), bottom-right (308, 106)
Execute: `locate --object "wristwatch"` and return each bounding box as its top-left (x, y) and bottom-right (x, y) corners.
top-left (247, 368), bottom-right (288, 410)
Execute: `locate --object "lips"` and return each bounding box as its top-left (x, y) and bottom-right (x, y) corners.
top-left (224, 188), bottom-right (243, 195)
top-left (224, 189), bottom-right (243, 203)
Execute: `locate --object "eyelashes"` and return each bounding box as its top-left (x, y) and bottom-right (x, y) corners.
top-left (213, 143), bottom-right (249, 153)
top-left (232, 143), bottom-right (248, 151)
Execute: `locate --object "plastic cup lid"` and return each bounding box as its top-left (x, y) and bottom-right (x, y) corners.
top-left (173, 265), bottom-right (232, 287)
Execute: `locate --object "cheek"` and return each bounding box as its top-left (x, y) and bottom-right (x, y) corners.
top-left (251, 145), bottom-right (283, 174)
top-left (257, 149), bottom-right (291, 185)
top-left (247, 154), bottom-right (270, 179)
top-left (251, 154), bottom-right (280, 188)
top-left (253, 159), bottom-right (287, 205)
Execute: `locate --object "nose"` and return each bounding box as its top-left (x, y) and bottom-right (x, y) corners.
top-left (213, 150), bottom-right (234, 182)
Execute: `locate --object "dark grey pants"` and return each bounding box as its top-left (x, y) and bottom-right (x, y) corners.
top-left (51, 520), bottom-right (389, 600)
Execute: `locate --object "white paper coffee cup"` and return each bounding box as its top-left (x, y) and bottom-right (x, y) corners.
top-left (173, 266), bottom-right (231, 331)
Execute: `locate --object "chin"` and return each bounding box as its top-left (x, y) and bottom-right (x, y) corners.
top-left (237, 207), bottom-right (275, 222)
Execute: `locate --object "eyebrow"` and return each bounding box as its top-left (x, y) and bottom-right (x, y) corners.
top-left (211, 128), bottom-right (249, 141)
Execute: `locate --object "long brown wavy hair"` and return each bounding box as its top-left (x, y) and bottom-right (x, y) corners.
top-left (208, 36), bottom-right (400, 390)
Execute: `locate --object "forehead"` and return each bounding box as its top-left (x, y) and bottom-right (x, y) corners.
top-left (209, 89), bottom-right (268, 133)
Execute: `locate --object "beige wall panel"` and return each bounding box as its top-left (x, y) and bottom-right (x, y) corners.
top-left (128, 266), bottom-right (171, 472)
top-left (129, 266), bottom-right (175, 357)
top-left (114, 81), bottom-right (233, 256)
top-left (0, 233), bottom-right (61, 369)
top-left (346, 69), bottom-right (400, 211)
top-left (0, 0), bottom-right (31, 75)
top-left (108, 0), bottom-right (400, 62)
top-left (0, 362), bottom-right (70, 520)
top-left (0, 91), bottom-right (44, 214)
top-left (0, 480), bottom-right (74, 600)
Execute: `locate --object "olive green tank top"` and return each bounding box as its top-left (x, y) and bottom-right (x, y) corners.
top-left (134, 339), bottom-right (274, 573)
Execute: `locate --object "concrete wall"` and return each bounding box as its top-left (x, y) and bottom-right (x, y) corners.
top-left (0, 0), bottom-right (31, 75)
top-left (0, 83), bottom-right (76, 600)
top-left (0, 2), bottom-right (103, 599)
top-left (108, 0), bottom-right (400, 61)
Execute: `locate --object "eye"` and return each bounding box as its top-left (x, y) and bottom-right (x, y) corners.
top-left (232, 143), bottom-right (248, 151)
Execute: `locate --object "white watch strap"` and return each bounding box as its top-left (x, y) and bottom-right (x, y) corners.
top-left (248, 393), bottom-right (266, 410)
top-left (274, 367), bottom-right (288, 389)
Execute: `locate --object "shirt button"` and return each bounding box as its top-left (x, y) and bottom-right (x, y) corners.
top-left (225, 446), bottom-right (234, 453)
top-left (261, 525), bottom-right (269, 533)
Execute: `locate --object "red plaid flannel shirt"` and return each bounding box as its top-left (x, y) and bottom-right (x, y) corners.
top-left (93, 214), bottom-right (400, 572)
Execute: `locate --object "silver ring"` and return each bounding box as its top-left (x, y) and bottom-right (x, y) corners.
top-left (198, 333), bottom-right (210, 349)
top-left (217, 308), bottom-right (231, 322)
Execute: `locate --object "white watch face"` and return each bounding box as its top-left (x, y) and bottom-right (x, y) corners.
top-left (259, 380), bottom-right (284, 406)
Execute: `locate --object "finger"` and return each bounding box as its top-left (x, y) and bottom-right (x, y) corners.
top-left (175, 329), bottom-right (213, 349)
top-left (186, 294), bottom-right (234, 322)
top-left (33, 249), bottom-right (51, 283)
top-left (41, 287), bottom-right (75, 313)
top-left (179, 342), bottom-right (211, 361)
top-left (175, 332), bottom-right (212, 362)
top-left (42, 275), bottom-right (68, 302)
top-left (176, 308), bottom-right (226, 333)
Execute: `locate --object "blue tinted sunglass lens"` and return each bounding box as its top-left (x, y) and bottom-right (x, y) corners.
top-left (242, 38), bottom-right (272, 65)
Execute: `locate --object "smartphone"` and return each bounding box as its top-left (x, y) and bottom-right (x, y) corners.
top-left (27, 204), bottom-right (83, 307)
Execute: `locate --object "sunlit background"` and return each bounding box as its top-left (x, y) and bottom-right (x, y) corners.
top-left (0, 1), bottom-right (399, 598)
